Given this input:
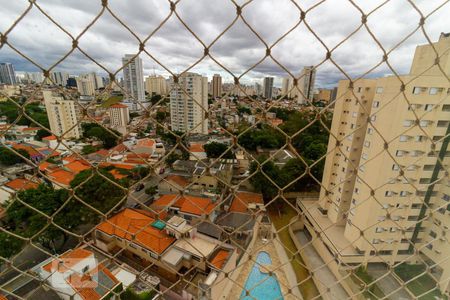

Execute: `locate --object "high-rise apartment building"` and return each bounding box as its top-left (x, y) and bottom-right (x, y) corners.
top-left (170, 72), bottom-right (208, 135)
top-left (211, 74), bottom-right (222, 99)
top-left (43, 90), bottom-right (81, 139)
top-left (263, 77), bottom-right (274, 99)
top-left (300, 34), bottom-right (450, 292)
top-left (289, 66), bottom-right (316, 104)
top-left (145, 75), bottom-right (167, 96)
top-left (0, 63), bottom-right (17, 85)
top-left (76, 77), bottom-right (95, 96)
top-left (122, 54), bottom-right (145, 111)
top-left (108, 103), bottom-right (130, 135)
top-left (49, 71), bottom-right (69, 86)
top-left (281, 77), bottom-right (290, 96)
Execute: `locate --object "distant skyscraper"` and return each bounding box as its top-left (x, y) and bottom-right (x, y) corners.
top-left (43, 90), bottom-right (81, 139)
top-left (170, 72), bottom-right (208, 134)
top-left (145, 75), bottom-right (167, 96)
top-left (50, 71), bottom-right (69, 86)
top-left (263, 77), bottom-right (274, 99)
top-left (211, 74), bottom-right (222, 98)
top-left (254, 82), bottom-right (262, 96)
top-left (290, 66), bottom-right (316, 104)
top-left (0, 63), bottom-right (17, 85)
top-left (281, 77), bottom-right (290, 96)
top-left (122, 54), bottom-right (145, 111)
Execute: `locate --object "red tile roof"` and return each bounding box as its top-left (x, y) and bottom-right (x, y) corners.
top-left (43, 135), bottom-right (57, 141)
top-left (43, 248), bottom-right (93, 273)
top-left (189, 143), bottom-right (204, 153)
top-left (230, 192), bottom-right (264, 213)
top-left (48, 169), bottom-right (75, 186)
top-left (65, 160), bottom-right (91, 174)
top-left (12, 143), bottom-right (40, 156)
top-left (96, 209), bottom-right (175, 255)
top-left (4, 178), bottom-right (38, 191)
top-left (152, 194), bottom-right (216, 216)
top-left (209, 249), bottom-right (230, 270)
top-left (110, 103), bottom-right (128, 109)
top-left (166, 175), bottom-right (189, 188)
top-left (136, 138), bottom-right (155, 148)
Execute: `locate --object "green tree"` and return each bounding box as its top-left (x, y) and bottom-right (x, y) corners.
top-left (35, 129), bottom-right (52, 141)
top-left (145, 186), bottom-right (157, 196)
top-left (82, 123), bottom-right (121, 149)
top-left (165, 152), bottom-right (180, 167)
top-left (81, 145), bottom-right (98, 155)
top-left (204, 142), bottom-right (234, 159)
top-left (0, 147), bottom-right (30, 165)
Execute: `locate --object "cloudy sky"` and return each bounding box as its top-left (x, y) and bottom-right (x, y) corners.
top-left (0, 0), bottom-right (449, 87)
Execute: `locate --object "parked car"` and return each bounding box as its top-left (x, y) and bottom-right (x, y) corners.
top-left (135, 183), bottom-right (144, 192)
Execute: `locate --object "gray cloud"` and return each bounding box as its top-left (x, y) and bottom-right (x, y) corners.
top-left (0, 0), bottom-right (449, 88)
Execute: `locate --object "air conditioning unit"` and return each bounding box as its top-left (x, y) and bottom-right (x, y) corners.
top-left (435, 249), bottom-right (442, 254)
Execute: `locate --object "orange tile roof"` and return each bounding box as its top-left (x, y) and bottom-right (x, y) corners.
top-left (22, 127), bottom-right (40, 131)
top-left (63, 154), bottom-right (79, 163)
top-left (230, 192), bottom-right (264, 213)
top-left (96, 209), bottom-right (175, 255)
top-left (4, 178), bottom-right (38, 191)
top-left (126, 153), bottom-right (150, 159)
top-left (94, 149), bottom-right (110, 157)
top-left (136, 138), bottom-right (155, 148)
top-left (210, 249), bottom-right (230, 270)
top-left (109, 169), bottom-right (127, 180)
top-left (110, 103), bottom-right (128, 109)
top-left (100, 162), bottom-right (135, 170)
top-left (67, 264), bottom-right (118, 300)
top-left (189, 143), bottom-right (204, 153)
top-left (110, 143), bottom-right (128, 153)
top-left (12, 143), bottom-right (40, 156)
top-left (43, 135), bottom-right (57, 141)
top-left (152, 194), bottom-right (216, 216)
top-left (166, 175), bottom-right (189, 188)
top-left (48, 169), bottom-right (75, 186)
top-left (43, 248), bottom-right (93, 273)
top-left (39, 161), bottom-right (51, 171)
top-left (65, 160), bottom-right (91, 174)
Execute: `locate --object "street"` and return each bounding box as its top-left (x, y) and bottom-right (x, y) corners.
top-left (126, 169), bottom-right (169, 207)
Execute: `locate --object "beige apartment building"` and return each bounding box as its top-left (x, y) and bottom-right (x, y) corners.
top-left (211, 73), bottom-right (222, 99)
top-left (145, 75), bottom-right (167, 96)
top-left (300, 33), bottom-right (450, 292)
top-left (43, 90), bottom-right (81, 139)
top-left (170, 72), bottom-right (209, 134)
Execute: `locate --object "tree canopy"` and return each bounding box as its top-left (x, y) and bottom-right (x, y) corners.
top-left (204, 142), bottom-right (234, 159)
top-left (0, 147), bottom-right (30, 165)
top-left (82, 123), bottom-right (121, 149)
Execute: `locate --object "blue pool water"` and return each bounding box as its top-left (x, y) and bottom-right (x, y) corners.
top-left (240, 251), bottom-right (284, 300)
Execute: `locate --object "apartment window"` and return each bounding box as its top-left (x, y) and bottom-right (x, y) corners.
top-left (373, 239), bottom-right (381, 244)
top-left (415, 135), bottom-right (426, 142)
top-left (373, 101), bottom-right (380, 108)
top-left (352, 112), bottom-right (358, 117)
top-left (400, 191), bottom-right (409, 197)
top-left (424, 104), bottom-right (434, 111)
top-left (420, 178), bottom-right (431, 184)
top-left (385, 191), bottom-right (394, 197)
top-left (368, 128), bottom-right (374, 134)
top-left (408, 215), bottom-right (419, 221)
top-left (396, 150), bottom-right (406, 157)
top-left (413, 87), bottom-right (424, 94)
top-left (357, 87), bottom-right (362, 92)
top-left (399, 135), bottom-right (410, 142)
top-left (429, 230), bottom-right (437, 238)
top-left (370, 115), bottom-right (377, 122)
top-left (437, 120), bottom-right (450, 127)
top-left (411, 203), bottom-right (422, 209)
top-left (433, 135), bottom-right (443, 141)
top-left (429, 87), bottom-right (442, 95)
top-left (442, 104), bottom-right (450, 112)
top-left (364, 141), bottom-right (371, 147)
top-left (403, 120), bottom-right (414, 127)
top-left (346, 146), bottom-right (350, 152)
top-left (379, 250), bottom-right (393, 255)
top-left (392, 164), bottom-right (399, 171)
top-left (350, 123), bottom-right (355, 129)
top-left (390, 227), bottom-right (397, 232)
top-left (376, 87), bottom-right (383, 94)
top-left (375, 227), bottom-right (384, 233)
top-left (378, 216), bottom-right (386, 221)
top-left (362, 153), bottom-right (368, 160)
top-left (419, 120), bottom-right (432, 127)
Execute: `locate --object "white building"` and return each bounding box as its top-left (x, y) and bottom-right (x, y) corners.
top-left (263, 77), bottom-right (274, 99)
top-left (43, 90), bottom-right (81, 139)
top-left (37, 247), bottom-right (123, 300)
top-left (122, 54), bottom-right (145, 111)
top-left (108, 103), bottom-right (130, 135)
top-left (170, 72), bottom-right (209, 134)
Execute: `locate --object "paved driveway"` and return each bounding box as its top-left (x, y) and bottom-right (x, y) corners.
top-left (367, 264), bottom-right (412, 300)
top-left (295, 231), bottom-right (350, 300)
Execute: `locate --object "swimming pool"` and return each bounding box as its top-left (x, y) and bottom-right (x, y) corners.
top-left (240, 251), bottom-right (284, 300)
